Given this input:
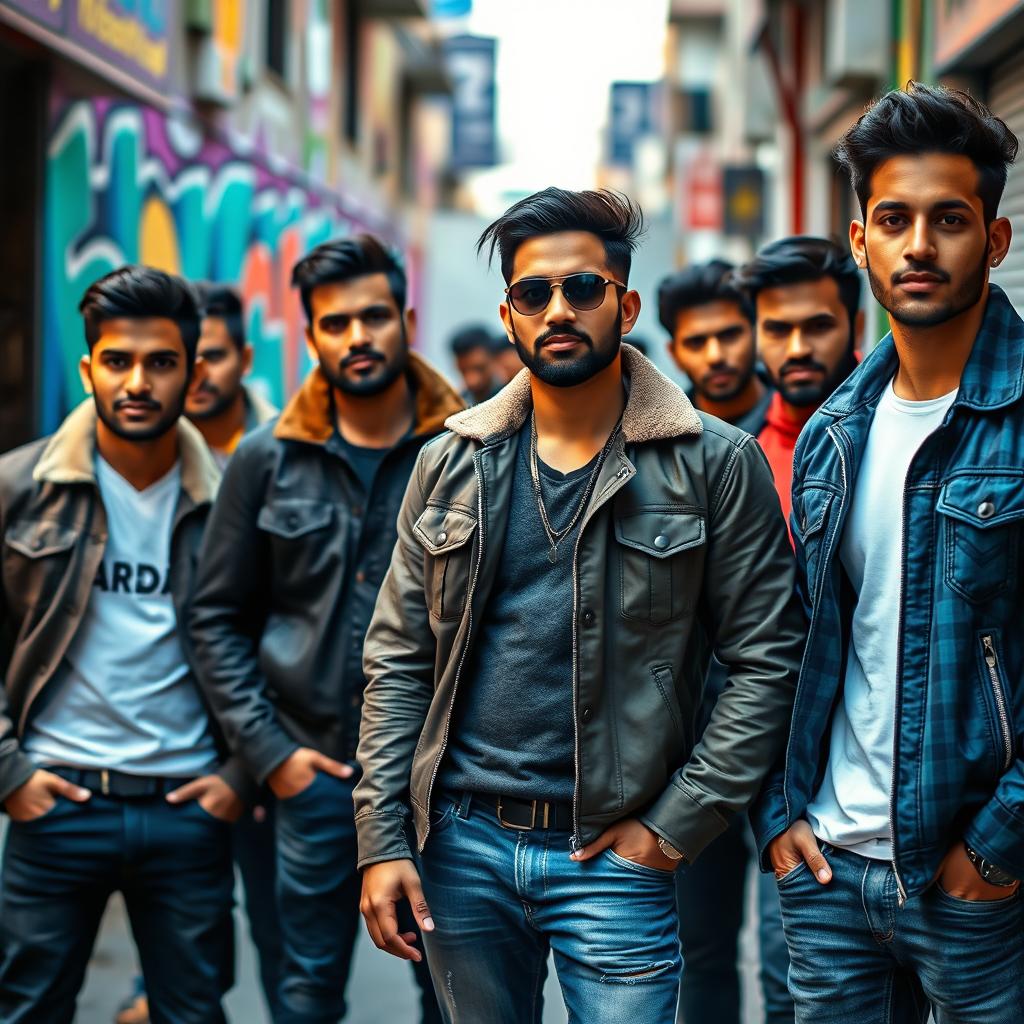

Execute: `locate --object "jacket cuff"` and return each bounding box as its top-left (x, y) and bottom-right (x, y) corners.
top-left (356, 809), bottom-right (414, 870)
top-left (965, 795), bottom-right (1024, 881)
top-left (750, 785), bottom-right (790, 872)
top-left (217, 756), bottom-right (260, 806)
top-left (641, 779), bottom-right (729, 864)
top-left (243, 728), bottom-right (301, 786)
top-left (0, 748), bottom-right (38, 807)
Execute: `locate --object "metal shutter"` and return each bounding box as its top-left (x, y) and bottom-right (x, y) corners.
top-left (990, 58), bottom-right (1024, 310)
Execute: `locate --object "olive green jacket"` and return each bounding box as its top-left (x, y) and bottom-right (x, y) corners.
top-left (355, 345), bottom-right (804, 868)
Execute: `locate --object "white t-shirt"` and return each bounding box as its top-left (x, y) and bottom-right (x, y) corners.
top-left (806, 378), bottom-right (957, 859)
top-left (23, 457), bottom-right (218, 777)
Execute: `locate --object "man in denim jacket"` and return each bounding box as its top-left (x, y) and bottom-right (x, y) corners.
top-left (753, 82), bottom-right (1024, 1023)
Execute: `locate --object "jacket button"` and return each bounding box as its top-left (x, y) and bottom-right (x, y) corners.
top-left (581, 609), bottom-right (596, 626)
top-left (654, 534), bottom-right (670, 550)
top-left (286, 514), bottom-right (299, 529)
top-left (437, 531), bottom-right (448, 545)
top-left (355, 570), bottom-right (367, 584)
top-left (978, 500), bottom-right (996, 520)
top-left (581, 706), bottom-right (592, 722)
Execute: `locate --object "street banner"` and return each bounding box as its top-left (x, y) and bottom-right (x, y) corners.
top-left (723, 165), bottom-right (766, 239)
top-left (608, 81), bottom-right (659, 167)
top-left (443, 34), bottom-right (498, 169)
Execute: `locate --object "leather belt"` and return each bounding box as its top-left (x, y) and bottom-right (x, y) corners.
top-left (471, 792), bottom-right (573, 831)
top-left (50, 767), bottom-right (195, 799)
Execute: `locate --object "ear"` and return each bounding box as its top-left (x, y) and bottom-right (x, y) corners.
top-left (242, 344), bottom-right (254, 376)
top-left (305, 324), bottom-right (318, 365)
top-left (619, 289), bottom-right (642, 335)
top-left (850, 220), bottom-right (867, 269)
top-left (499, 302), bottom-right (515, 343)
top-left (187, 356), bottom-right (208, 402)
top-left (403, 307), bottom-right (417, 347)
top-left (79, 354), bottom-right (94, 395)
top-left (988, 216), bottom-right (1012, 270)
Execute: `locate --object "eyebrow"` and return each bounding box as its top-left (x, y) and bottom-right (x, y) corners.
top-left (318, 303), bottom-right (393, 324)
top-left (761, 313), bottom-right (837, 329)
top-left (872, 199), bottom-right (974, 214)
top-left (100, 347), bottom-right (181, 358)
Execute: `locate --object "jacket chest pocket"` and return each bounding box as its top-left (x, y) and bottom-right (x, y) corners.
top-left (937, 474), bottom-right (1024, 605)
top-left (793, 486), bottom-right (835, 603)
top-left (615, 510), bottom-right (705, 625)
top-left (3, 519), bottom-right (79, 612)
top-left (257, 499), bottom-right (340, 596)
top-left (413, 505), bottom-right (478, 622)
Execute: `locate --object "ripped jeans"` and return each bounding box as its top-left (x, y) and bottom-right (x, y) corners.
top-left (419, 792), bottom-right (681, 1024)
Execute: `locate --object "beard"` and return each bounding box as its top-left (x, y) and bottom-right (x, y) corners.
top-left (867, 254), bottom-right (987, 328)
top-left (774, 347), bottom-right (859, 408)
top-left (187, 381), bottom-right (241, 420)
top-left (511, 310), bottom-right (622, 388)
top-left (697, 360), bottom-right (756, 404)
top-left (321, 328), bottom-right (409, 398)
top-left (94, 392), bottom-right (184, 442)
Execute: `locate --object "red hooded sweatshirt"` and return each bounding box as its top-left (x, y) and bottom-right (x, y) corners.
top-left (757, 392), bottom-right (815, 531)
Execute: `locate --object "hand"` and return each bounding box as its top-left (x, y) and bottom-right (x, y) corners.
top-left (3, 769), bottom-right (90, 822)
top-left (166, 774), bottom-right (244, 823)
top-left (571, 817), bottom-right (680, 872)
top-left (768, 819), bottom-right (832, 884)
top-left (935, 842), bottom-right (1019, 901)
top-left (361, 859), bottom-right (435, 962)
top-left (266, 747), bottom-right (354, 800)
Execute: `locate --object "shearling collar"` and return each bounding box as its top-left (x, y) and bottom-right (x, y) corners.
top-left (445, 343), bottom-right (703, 445)
top-left (33, 399), bottom-right (220, 505)
top-left (274, 351), bottom-right (464, 446)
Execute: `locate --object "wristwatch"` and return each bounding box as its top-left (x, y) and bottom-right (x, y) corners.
top-left (657, 836), bottom-right (685, 862)
top-left (964, 842), bottom-right (1018, 887)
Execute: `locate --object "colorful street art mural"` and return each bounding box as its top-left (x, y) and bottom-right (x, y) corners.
top-left (43, 94), bottom-right (395, 432)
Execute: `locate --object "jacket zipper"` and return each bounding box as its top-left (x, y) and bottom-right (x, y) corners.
top-left (889, 469), bottom-right (909, 908)
top-left (568, 460), bottom-right (633, 851)
top-left (421, 449), bottom-right (487, 848)
top-left (982, 635), bottom-right (1013, 772)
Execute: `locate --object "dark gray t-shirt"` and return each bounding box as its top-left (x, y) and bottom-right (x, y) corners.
top-left (442, 422), bottom-right (598, 801)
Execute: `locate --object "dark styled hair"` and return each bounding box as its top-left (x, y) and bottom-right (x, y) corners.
top-left (835, 81), bottom-right (1019, 223)
top-left (657, 259), bottom-right (754, 335)
top-left (737, 236), bottom-right (861, 330)
top-left (78, 265), bottom-right (200, 364)
top-left (197, 283), bottom-right (245, 350)
top-left (477, 188), bottom-right (644, 284)
top-left (450, 324), bottom-right (495, 358)
top-left (291, 234), bottom-right (407, 321)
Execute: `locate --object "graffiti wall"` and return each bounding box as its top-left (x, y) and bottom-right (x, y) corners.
top-left (43, 94), bottom-right (392, 431)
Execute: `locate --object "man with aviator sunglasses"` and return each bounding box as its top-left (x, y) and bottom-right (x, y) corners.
top-left (355, 187), bottom-right (804, 1023)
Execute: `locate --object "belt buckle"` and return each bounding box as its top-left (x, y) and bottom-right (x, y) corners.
top-left (100, 769), bottom-right (110, 796)
top-left (496, 798), bottom-right (551, 831)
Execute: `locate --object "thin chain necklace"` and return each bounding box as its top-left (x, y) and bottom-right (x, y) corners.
top-left (528, 412), bottom-right (622, 564)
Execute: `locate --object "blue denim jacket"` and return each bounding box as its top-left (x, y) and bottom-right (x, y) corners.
top-left (752, 285), bottom-right (1024, 901)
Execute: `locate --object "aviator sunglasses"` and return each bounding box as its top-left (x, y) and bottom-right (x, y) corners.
top-left (505, 273), bottom-right (626, 317)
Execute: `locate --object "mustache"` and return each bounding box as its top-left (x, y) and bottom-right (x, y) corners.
top-left (779, 358), bottom-right (827, 377)
top-left (196, 381), bottom-right (221, 396)
top-left (535, 325), bottom-right (594, 349)
top-left (113, 396), bottom-right (162, 411)
top-left (891, 262), bottom-right (952, 285)
top-left (341, 348), bottom-right (386, 369)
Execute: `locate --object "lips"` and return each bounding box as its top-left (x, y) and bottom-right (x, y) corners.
top-left (896, 272), bottom-right (946, 293)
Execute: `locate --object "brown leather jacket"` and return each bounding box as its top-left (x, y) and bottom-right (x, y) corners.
top-left (354, 346), bottom-right (806, 868)
top-left (0, 403), bottom-right (252, 804)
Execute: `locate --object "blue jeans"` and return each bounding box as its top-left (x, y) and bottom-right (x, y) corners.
top-left (419, 792), bottom-right (682, 1024)
top-left (777, 843), bottom-right (1024, 1024)
top-left (0, 792), bottom-right (234, 1024)
top-left (274, 770), bottom-right (440, 1024)
top-left (676, 814), bottom-right (793, 1024)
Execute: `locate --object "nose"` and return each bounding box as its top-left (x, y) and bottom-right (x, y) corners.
top-left (544, 283), bottom-right (576, 324)
top-left (347, 317), bottom-right (372, 347)
top-left (126, 361), bottom-right (149, 394)
top-left (904, 214), bottom-right (938, 264)
top-left (705, 336), bottom-right (724, 364)
top-left (784, 328), bottom-right (811, 361)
